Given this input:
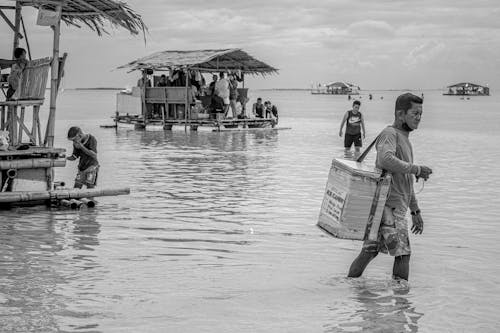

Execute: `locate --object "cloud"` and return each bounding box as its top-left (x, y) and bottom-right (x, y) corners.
top-left (404, 40), bottom-right (446, 68)
top-left (347, 20), bottom-right (396, 38)
top-left (3, 0), bottom-right (499, 89)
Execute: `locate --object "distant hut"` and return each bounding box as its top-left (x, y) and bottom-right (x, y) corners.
top-left (311, 81), bottom-right (360, 95)
top-left (444, 82), bottom-right (490, 96)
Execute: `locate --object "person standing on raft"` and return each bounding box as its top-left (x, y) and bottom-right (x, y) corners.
top-left (66, 126), bottom-right (99, 189)
top-left (348, 93), bottom-right (433, 281)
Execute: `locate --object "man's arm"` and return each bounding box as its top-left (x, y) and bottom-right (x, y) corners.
top-left (361, 114), bottom-right (366, 138)
top-left (339, 112), bottom-right (348, 137)
top-left (73, 138), bottom-right (97, 160)
top-left (66, 146), bottom-right (78, 161)
top-left (377, 130), bottom-right (419, 175)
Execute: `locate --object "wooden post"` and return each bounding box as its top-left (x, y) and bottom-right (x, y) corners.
top-left (8, 106), bottom-right (17, 145)
top-left (45, 4), bottom-right (62, 147)
top-left (32, 105), bottom-right (38, 145)
top-left (0, 106), bottom-right (5, 129)
top-left (18, 106), bottom-right (24, 142)
top-left (184, 69), bottom-right (189, 132)
top-left (12, 1), bottom-right (21, 52)
top-left (141, 70), bottom-right (148, 128)
top-left (162, 88), bottom-right (166, 128)
top-left (34, 105), bottom-right (41, 145)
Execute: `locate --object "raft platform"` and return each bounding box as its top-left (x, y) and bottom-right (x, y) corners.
top-left (114, 114), bottom-right (279, 131)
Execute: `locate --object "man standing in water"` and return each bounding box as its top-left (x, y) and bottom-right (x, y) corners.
top-left (339, 100), bottom-right (365, 158)
top-left (67, 127), bottom-right (99, 189)
top-left (348, 93), bottom-right (432, 281)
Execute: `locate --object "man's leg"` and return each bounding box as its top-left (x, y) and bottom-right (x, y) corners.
top-left (348, 250), bottom-right (378, 278)
top-left (73, 171), bottom-right (83, 189)
top-left (229, 99), bottom-right (237, 118)
top-left (353, 134), bottom-right (362, 159)
top-left (393, 255), bottom-right (410, 280)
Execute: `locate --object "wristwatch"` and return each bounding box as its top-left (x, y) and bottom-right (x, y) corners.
top-left (411, 209), bottom-right (421, 216)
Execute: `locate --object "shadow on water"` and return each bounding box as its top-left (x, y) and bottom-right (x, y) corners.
top-left (0, 207), bottom-right (103, 332)
top-left (324, 277), bottom-right (423, 333)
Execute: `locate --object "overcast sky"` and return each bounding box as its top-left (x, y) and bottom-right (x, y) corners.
top-left (1, 0), bottom-right (499, 90)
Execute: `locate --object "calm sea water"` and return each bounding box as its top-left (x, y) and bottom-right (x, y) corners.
top-left (1, 89), bottom-right (499, 332)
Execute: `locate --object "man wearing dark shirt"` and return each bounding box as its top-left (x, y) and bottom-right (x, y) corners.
top-left (66, 126), bottom-right (99, 189)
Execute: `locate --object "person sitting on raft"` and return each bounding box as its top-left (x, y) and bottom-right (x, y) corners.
top-left (264, 101), bottom-right (278, 120)
top-left (67, 126), bottom-right (99, 189)
top-left (252, 97), bottom-right (265, 118)
top-left (6, 47), bottom-right (28, 100)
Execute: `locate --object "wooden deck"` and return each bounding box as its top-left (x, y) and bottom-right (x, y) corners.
top-left (0, 147), bottom-right (65, 158)
top-left (114, 114), bottom-right (278, 131)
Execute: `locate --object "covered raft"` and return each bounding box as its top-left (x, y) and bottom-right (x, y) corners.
top-left (114, 48), bottom-right (280, 131)
top-left (0, 0), bottom-right (145, 208)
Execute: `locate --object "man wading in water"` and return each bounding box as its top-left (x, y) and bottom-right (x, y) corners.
top-left (348, 93), bottom-right (432, 281)
top-left (339, 100), bottom-right (366, 158)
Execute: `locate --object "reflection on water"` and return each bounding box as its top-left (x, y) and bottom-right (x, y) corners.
top-left (325, 277), bottom-right (423, 333)
top-left (0, 209), bottom-right (102, 332)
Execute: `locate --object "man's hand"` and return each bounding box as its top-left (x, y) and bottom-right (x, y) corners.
top-left (417, 165), bottom-right (433, 181)
top-left (67, 155), bottom-right (76, 161)
top-left (363, 132), bottom-right (366, 139)
top-left (411, 212), bottom-right (424, 234)
top-left (73, 141), bottom-right (84, 150)
top-left (339, 130), bottom-right (343, 137)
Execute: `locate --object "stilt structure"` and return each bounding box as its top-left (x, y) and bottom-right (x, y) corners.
top-left (0, 0), bottom-right (145, 207)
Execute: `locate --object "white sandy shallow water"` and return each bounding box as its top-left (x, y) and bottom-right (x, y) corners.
top-left (1, 89), bottom-right (499, 332)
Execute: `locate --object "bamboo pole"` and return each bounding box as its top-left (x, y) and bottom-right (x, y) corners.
top-left (184, 69), bottom-right (189, 132)
top-left (141, 70), bottom-right (148, 128)
top-left (32, 105), bottom-right (37, 144)
top-left (0, 187), bottom-right (130, 203)
top-left (45, 4), bottom-right (62, 147)
top-left (20, 16), bottom-right (31, 60)
top-left (0, 158), bottom-right (66, 170)
top-left (12, 2), bottom-right (22, 52)
top-left (80, 198), bottom-right (95, 208)
top-left (60, 199), bottom-right (77, 209)
top-left (0, 9), bottom-right (23, 40)
top-left (1, 106), bottom-right (5, 129)
top-left (8, 106), bottom-right (17, 145)
top-left (18, 106), bottom-right (24, 142)
top-left (34, 105), bottom-right (41, 144)
top-left (69, 199), bottom-right (83, 208)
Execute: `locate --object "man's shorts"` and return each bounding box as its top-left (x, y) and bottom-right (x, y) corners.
top-left (75, 165), bottom-right (99, 187)
top-left (344, 133), bottom-right (362, 148)
top-left (362, 206), bottom-right (411, 257)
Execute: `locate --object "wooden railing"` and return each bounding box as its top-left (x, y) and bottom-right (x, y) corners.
top-left (11, 57), bottom-right (52, 100)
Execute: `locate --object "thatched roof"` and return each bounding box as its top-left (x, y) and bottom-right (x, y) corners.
top-left (117, 49), bottom-right (278, 75)
top-left (326, 81), bottom-right (360, 89)
top-left (447, 82), bottom-right (486, 88)
top-left (13, 0), bottom-right (146, 36)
